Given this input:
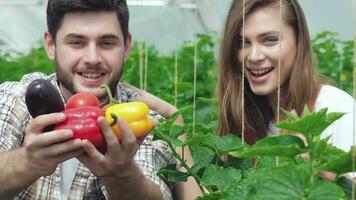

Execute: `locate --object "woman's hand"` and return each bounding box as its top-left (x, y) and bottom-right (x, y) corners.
top-left (121, 83), bottom-right (183, 125)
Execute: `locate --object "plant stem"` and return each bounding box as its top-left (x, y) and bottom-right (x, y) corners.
top-left (309, 154), bottom-right (314, 186)
top-left (292, 157), bottom-right (298, 165)
top-left (167, 142), bottom-right (211, 194)
top-left (101, 84), bottom-right (120, 105)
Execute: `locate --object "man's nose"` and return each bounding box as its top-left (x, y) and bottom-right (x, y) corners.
top-left (83, 43), bottom-right (102, 66)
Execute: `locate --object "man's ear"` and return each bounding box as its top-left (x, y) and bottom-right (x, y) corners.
top-left (123, 32), bottom-right (132, 62)
top-left (44, 31), bottom-right (55, 60)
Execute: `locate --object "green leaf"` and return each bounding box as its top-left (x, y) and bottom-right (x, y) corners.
top-left (277, 108), bottom-right (345, 145)
top-left (246, 163), bottom-right (346, 200)
top-left (245, 164), bottom-right (311, 200)
top-left (255, 156), bottom-right (278, 171)
top-left (229, 134), bottom-right (307, 158)
top-left (157, 168), bottom-right (189, 183)
top-left (151, 119), bottom-right (186, 147)
top-left (307, 181), bottom-right (345, 200)
top-left (336, 176), bottom-right (356, 199)
top-left (276, 106), bottom-right (344, 147)
top-left (191, 145), bottom-right (216, 173)
top-left (171, 106), bottom-right (192, 123)
top-left (225, 156), bottom-right (254, 171)
top-left (184, 133), bottom-right (212, 146)
top-left (281, 108), bottom-right (298, 121)
top-left (201, 134), bottom-right (246, 156)
top-left (303, 106), bottom-right (311, 115)
top-left (200, 165), bottom-right (242, 190)
top-left (168, 125), bottom-right (186, 146)
top-left (318, 146), bottom-right (356, 174)
top-left (197, 183), bottom-right (246, 200)
top-left (312, 136), bottom-right (346, 166)
top-left (186, 122), bottom-right (216, 137)
top-left (159, 109), bottom-right (185, 129)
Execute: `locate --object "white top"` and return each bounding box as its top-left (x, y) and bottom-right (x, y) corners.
top-left (60, 158), bottom-right (79, 200)
top-left (315, 85), bottom-right (356, 152)
top-left (268, 85), bottom-right (355, 152)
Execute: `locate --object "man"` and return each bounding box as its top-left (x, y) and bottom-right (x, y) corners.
top-left (0, 0), bottom-right (174, 199)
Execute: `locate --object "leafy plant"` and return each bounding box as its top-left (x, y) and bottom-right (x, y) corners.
top-left (153, 107), bottom-right (356, 200)
top-left (312, 31), bottom-right (355, 94)
top-left (0, 45), bottom-right (54, 83)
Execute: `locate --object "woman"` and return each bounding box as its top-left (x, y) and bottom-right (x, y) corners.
top-left (126, 0), bottom-right (354, 198)
top-left (217, 0), bottom-right (354, 152)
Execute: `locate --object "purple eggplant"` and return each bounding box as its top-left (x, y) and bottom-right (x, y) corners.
top-left (25, 79), bottom-right (65, 131)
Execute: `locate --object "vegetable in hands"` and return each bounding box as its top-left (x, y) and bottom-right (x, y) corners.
top-left (55, 106), bottom-right (106, 150)
top-left (55, 93), bottom-right (107, 151)
top-left (66, 92), bottom-right (100, 109)
top-left (101, 84), bottom-right (153, 140)
top-left (105, 102), bottom-right (153, 140)
top-left (25, 78), bottom-right (65, 131)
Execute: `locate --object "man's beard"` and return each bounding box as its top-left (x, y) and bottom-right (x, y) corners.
top-left (55, 59), bottom-right (123, 101)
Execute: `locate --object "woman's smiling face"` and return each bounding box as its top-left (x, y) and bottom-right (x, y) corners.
top-left (238, 5), bottom-right (297, 97)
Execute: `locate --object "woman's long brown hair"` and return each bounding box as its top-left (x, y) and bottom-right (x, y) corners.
top-left (217, 0), bottom-right (322, 145)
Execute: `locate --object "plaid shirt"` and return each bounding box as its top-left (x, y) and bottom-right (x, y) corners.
top-left (0, 72), bottom-right (174, 200)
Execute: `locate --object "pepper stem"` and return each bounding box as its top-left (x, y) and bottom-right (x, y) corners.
top-left (101, 84), bottom-right (120, 105)
top-left (110, 113), bottom-right (118, 126)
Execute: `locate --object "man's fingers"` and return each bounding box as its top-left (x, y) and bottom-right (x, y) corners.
top-left (80, 139), bottom-right (106, 163)
top-left (116, 118), bottom-right (138, 154)
top-left (56, 148), bottom-right (84, 164)
top-left (25, 129), bottom-right (73, 148)
top-left (97, 117), bottom-right (120, 151)
top-left (27, 113), bottom-right (66, 133)
top-left (41, 138), bottom-right (82, 157)
top-left (117, 119), bottom-right (136, 143)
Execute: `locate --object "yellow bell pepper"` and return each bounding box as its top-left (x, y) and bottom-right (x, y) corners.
top-left (101, 84), bottom-right (153, 140)
top-left (105, 101), bottom-right (153, 140)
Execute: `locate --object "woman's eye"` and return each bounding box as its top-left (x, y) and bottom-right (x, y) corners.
top-left (237, 39), bottom-right (251, 49)
top-left (264, 37), bottom-right (279, 45)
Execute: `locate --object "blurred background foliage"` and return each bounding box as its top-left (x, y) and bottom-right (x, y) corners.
top-left (0, 32), bottom-right (354, 124)
top-left (312, 31), bottom-right (355, 95)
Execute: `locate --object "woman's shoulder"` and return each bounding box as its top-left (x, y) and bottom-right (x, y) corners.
top-left (315, 85), bottom-right (354, 112)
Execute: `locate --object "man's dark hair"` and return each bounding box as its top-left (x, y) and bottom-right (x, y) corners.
top-left (47, 0), bottom-right (129, 44)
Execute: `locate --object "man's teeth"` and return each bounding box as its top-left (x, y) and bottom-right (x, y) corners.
top-left (81, 72), bottom-right (101, 79)
top-left (250, 67), bottom-right (274, 77)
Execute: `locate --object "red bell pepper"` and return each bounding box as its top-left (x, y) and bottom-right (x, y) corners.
top-left (55, 106), bottom-right (106, 151)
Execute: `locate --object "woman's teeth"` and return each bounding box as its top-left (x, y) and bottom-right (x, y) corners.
top-left (250, 67), bottom-right (274, 77)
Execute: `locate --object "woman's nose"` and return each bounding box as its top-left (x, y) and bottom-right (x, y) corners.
top-left (247, 45), bottom-right (265, 64)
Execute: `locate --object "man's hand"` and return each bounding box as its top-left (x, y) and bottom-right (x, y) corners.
top-left (77, 116), bottom-right (163, 200)
top-left (0, 112), bottom-right (83, 199)
top-left (77, 116), bottom-right (139, 178)
top-left (23, 112), bottom-right (83, 177)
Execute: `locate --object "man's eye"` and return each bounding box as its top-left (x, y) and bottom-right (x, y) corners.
top-left (69, 40), bottom-right (84, 47)
top-left (101, 40), bottom-right (115, 48)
